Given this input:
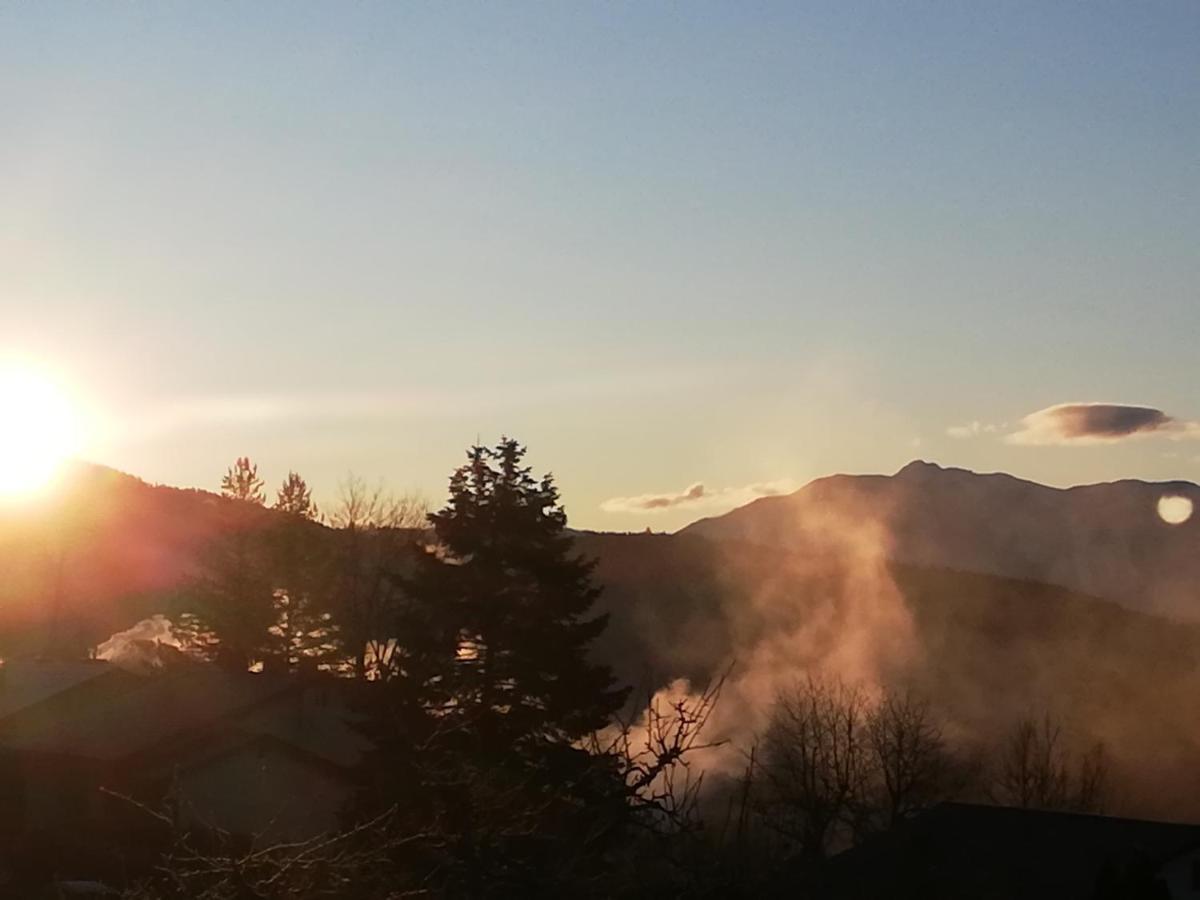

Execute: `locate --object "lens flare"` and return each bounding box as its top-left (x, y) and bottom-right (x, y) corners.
top-left (0, 365), bottom-right (80, 500)
top-left (1157, 495), bottom-right (1194, 526)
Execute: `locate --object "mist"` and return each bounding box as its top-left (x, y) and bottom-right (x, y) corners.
top-left (587, 462), bottom-right (1200, 820)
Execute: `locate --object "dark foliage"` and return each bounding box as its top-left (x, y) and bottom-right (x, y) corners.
top-left (411, 438), bottom-right (629, 743)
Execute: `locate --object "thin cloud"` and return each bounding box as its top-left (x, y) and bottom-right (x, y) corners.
top-left (1007, 403), bottom-right (1187, 446)
top-left (603, 482), bottom-right (706, 512)
top-left (601, 479), bottom-right (796, 515)
top-left (947, 421), bottom-right (1000, 439)
top-left (97, 366), bottom-right (726, 449)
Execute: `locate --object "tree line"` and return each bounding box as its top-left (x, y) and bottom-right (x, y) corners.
top-left (130, 439), bottom-right (692, 897)
top-left (746, 678), bottom-right (1109, 864)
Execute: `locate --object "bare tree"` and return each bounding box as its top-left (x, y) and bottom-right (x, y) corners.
top-left (326, 474), bottom-right (427, 532)
top-left (1075, 740), bottom-right (1110, 813)
top-left (598, 675), bottom-right (727, 829)
top-left (326, 475), bottom-right (429, 679)
top-left (757, 675), bottom-right (871, 860)
top-left (992, 714), bottom-right (1068, 809)
top-left (577, 675), bottom-right (740, 894)
top-left (990, 712), bottom-right (1109, 813)
top-left (864, 686), bottom-right (959, 830)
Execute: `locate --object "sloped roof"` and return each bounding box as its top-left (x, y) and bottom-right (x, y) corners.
top-left (0, 661), bottom-right (115, 719)
top-left (0, 662), bottom-right (297, 762)
top-left (172, 730), bottom-right (357, 783)
top-left (821, 802), bottom-right (1200, 899)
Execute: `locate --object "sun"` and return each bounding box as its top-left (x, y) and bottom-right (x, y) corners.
top-left (0, 365), bottom-right (80, 500)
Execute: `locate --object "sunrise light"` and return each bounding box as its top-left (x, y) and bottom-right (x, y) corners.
top-left (0, 364), bottom-right (80, 500)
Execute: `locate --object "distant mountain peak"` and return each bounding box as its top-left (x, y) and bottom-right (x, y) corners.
top-left (895, 459), bottom-right (947, 477)
top-left (892, 459), bottom-right (1024, 486)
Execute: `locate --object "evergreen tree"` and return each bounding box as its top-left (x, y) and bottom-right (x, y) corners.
top-left (221, 456), bottom-right (266, 505)
top-left (353, 440), bottom-right (632, 895)
top-left (182, 457), bottom-right (275, 669)
top-left (267, 471), bottom-right (338, 671)
top-left (412, 437), bottom-right (628, 743)
top-left (275, 470), bottom-right (318, 519)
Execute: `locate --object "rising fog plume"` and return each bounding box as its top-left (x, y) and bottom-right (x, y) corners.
top-left (625, 495), bottom-right (916, 776)
top-left (603, 460), bottom-right (1200, 819)
top-left (35, 456), bottom-right (1200, 823)
top-left (1007, 402), bottom-right (1183, 445)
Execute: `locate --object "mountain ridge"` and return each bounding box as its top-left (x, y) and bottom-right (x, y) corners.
top-left (680, 459), bottom-right (1199, 619)
top-left (683, 459), bottom-right (1200, 534)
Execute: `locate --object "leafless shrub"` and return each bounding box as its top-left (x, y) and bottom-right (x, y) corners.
top-left (109, 791), bottom-right (434, 900)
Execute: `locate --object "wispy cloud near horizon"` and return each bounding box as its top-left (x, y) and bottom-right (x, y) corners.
top-left (947, 420), bottom-right (1001, 439)
top-left (601, 479), bottom-right (797, 515)
top-left (93, 365), bottom-right (726, 450)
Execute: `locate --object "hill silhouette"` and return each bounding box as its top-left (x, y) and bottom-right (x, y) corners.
top-left (0, 462), bottom-right (277, 657)
top-left (683, 460), bottom-right (1200, 620)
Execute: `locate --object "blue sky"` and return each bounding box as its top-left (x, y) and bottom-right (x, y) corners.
top-left (1, 2), bottom-right (1197, 529)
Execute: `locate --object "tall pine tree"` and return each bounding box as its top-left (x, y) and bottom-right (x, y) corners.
top-left (353, 441), bottom-right (636, 896)
top-left (412, 438), bottom-right (628, 744)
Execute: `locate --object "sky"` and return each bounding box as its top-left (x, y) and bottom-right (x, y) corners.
top-left (1, 2), bottom-right (1197, 532)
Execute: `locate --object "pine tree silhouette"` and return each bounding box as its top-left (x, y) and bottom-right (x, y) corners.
top-left (413, 437), bottom-right (628, 743)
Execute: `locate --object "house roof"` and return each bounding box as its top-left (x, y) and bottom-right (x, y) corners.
top-left (820, 802), bottom-right (1200, 899)
top-left (0, 661), bottom-right (115, 719)
top-left (0, 662), bottom-right (299, 763)
top-left (171, 730), bottom-right (358, 784)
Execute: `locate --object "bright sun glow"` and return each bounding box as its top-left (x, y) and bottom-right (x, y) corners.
top-left (1157, 495), bottom-right (1194, 526)
top-left (0, 366), bottom-right (80, 500)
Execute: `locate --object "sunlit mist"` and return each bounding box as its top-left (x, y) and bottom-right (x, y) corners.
top-left (1157, 495), bottom-right (1194, 526)
top-left (0, 365), bottom-right (80, 500)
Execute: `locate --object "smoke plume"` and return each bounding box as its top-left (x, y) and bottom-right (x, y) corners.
top-left (96, 614), bottom-right (184, 673)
